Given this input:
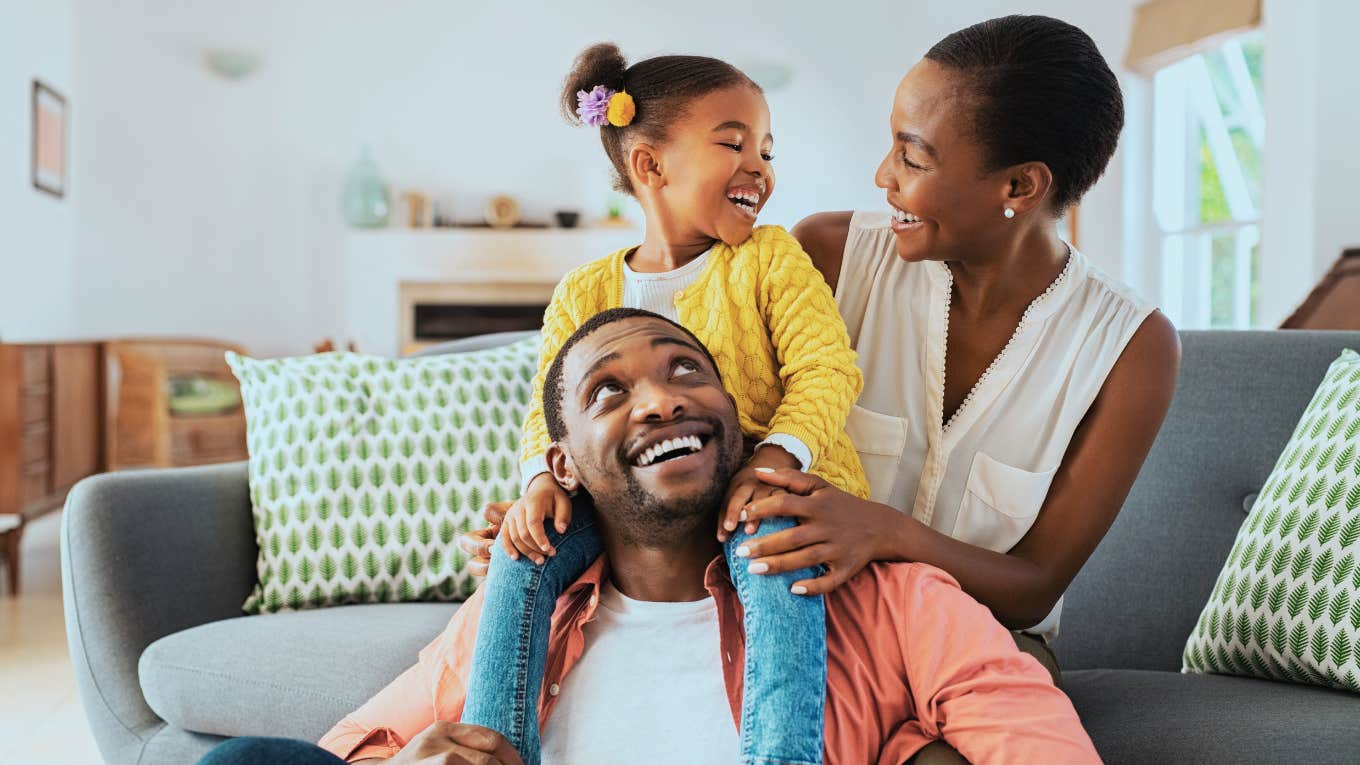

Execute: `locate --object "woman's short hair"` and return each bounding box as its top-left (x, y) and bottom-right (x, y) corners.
top-left (926, 15), bottom-right (1124, 212)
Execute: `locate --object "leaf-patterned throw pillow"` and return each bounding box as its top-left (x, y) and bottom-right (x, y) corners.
top-left (1184, 349), bottom-right (1360, 691)
top-left (227, 336), bottom-right (539, 614)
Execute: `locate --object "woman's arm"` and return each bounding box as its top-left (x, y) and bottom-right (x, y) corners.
top-left (741, 311), bottom-right (1181, 628)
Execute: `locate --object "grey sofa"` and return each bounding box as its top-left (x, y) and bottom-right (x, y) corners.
top-left (63, 330), bottom-right (1360, 764)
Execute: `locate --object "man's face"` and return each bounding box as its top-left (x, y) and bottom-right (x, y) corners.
top-left (549, 318), bottom-right (744, 544)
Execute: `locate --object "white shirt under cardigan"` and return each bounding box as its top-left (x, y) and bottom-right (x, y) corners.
top-left (538, 583), bottom-right (740, 764)
top-left (835, 212), bottom-right (1156, 639)
top-left (519, 247), bottom-right (811, 490)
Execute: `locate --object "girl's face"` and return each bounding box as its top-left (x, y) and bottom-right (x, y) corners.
top-left (655, 85), bottom-right (775, 247)
top-left (874, 59), bottom-right (1012, 263)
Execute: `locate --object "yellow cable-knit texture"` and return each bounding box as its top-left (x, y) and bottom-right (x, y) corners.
top-left (520, 225), bottom-right (869, 498)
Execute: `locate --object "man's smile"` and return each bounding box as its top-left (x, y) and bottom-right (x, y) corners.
top-left (624, 421), bottom-right (718, 477)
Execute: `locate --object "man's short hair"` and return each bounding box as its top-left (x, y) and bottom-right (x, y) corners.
top-left (541, 308), bottom-right (721, 443)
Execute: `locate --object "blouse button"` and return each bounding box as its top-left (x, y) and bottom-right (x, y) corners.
top-left (549, 683), bottom-right (561, 696)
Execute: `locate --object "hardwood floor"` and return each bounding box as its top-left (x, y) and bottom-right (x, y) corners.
top-left (0, 510), bottom-right (104, 764)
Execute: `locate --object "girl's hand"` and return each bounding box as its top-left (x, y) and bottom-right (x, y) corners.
top-left (738, 468), bottom-right (905, 595)
top-left (717, 445), bottom-right (799, 542)
top-left (500, 473), bottom-right (572, 565)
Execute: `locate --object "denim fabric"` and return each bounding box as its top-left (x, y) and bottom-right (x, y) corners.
top-left (462, 497), bottom-right (603, 765)
top-left (196, 737), bottom-right (347, 765)
top-left (462, 500), bottom-right (827, 765)
top-left (728, 515), bottom-right (827, 765)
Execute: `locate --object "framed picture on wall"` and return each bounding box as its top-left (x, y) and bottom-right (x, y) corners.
top-left (32, 80), bottom-right (67, 198)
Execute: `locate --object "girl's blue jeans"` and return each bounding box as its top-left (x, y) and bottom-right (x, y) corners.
top-left (461, 499), bottom-right (827, 765)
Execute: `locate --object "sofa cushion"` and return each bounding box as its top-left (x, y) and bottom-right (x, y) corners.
top-left (227, 338), bottom-right (539, 614)
top-left (1061, 332), bottom-right (1360, 672)
top-left (139, 602), bottom-right (460, 741)
top-left (1065, 669), bottom-right (1360, 764)
top-left (1182, 349), bottom-right (1360, 692)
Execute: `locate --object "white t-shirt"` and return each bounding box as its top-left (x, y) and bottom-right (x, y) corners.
top-left (538, 582), bottom-right (739, 764)
top-left (620, 247), bottom-right (711, 323)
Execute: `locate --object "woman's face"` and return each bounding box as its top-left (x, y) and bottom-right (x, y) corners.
top-left (875, 59), bottom-right (1011, 263)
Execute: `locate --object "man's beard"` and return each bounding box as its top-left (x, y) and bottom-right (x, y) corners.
top-left (581, 418), bottom-right (742, 548)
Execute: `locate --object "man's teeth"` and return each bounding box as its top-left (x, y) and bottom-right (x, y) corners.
top-left (892, 208), bottom-right (922, 224)
top-left (635, 434), bottom-right (704, 467)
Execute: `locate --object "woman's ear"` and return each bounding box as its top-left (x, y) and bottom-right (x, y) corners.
top-left (545, 443), bottom-right (580, 493)
top-left (1003, 161), bottom-right (1055, 217)
top-left (627, 142), bottom-right (666, 191)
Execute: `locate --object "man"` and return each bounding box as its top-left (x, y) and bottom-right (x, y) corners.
top-left (301, 308), bottom-right (1099, 765)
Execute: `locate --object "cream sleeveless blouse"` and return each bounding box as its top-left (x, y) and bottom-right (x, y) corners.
top-left (835, 212), bottom-right (1156, 638)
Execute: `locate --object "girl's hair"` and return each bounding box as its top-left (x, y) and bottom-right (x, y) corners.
top-left (925, 15), bottom-right (1123, 213)
top-left (561, 43), bottom-right (758, 195)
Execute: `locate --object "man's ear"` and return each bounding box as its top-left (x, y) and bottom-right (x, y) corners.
top-left (627, 142), bottom-right (666, 191)
top-left (1002, 161), bottom-right (1055, 217)
top-left (545, 443), bottom-right (580, 493)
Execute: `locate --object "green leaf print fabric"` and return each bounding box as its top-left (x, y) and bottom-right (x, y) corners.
top-left (227, 336), bottom-right (539, 614)
top-left (1184, 349), bottom-right (1360, 692)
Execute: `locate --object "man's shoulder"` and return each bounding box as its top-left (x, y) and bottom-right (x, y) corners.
top-left (829, 561), bottom-right (969, 615)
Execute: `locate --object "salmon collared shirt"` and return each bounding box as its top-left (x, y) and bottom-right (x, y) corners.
top-left (318, 558), bottom-right (1099, 764)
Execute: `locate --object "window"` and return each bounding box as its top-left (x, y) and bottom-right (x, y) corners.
top-left (1152, 31), bottom-right (1264, 329)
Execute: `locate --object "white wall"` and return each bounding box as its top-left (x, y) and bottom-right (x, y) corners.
top-left (1305, 0), bottom-right (1360, 303)
top-left (60, 0), bottom-right (1142, 357)
top-left (0, 0), bottom-right (75, 341)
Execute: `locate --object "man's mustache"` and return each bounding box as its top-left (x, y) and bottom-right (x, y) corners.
top-left (616, 415), bottom-right (728, 466)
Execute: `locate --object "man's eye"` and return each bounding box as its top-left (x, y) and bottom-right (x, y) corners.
top-left (674, 359), bottom-right (699, 376)
top-left (901, 152), bottom-right (924, 170)
top-left (761, 152), bottom-right (774, 162)
top-left (592, 383), bottom-right (623, 404)
top-left (719, 142), bottom-right (742, 153)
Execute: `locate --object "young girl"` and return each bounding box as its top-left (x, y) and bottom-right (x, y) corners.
top-left (461, 43), bottom-right (868, 765)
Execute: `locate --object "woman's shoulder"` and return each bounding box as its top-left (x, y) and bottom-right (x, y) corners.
top-left (790, 212), bottom-right (855, 291)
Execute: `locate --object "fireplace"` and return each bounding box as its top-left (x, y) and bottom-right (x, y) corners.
top-left (399, 281), bottom-right (550, 354)
top-left (343, 227), bottom-right (641, 357)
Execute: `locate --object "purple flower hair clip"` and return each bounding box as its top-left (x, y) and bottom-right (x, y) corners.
top-left (576, 85), bottom-right (615, 127)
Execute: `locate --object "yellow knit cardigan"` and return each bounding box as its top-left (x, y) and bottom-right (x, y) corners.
top-left (520, 225), bottom-right (868, 498)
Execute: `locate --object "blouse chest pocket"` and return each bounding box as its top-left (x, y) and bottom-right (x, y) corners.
top-left (845, 404), bottom-right (908, 504)
top-left (953, 451), bottom-right (1058, 553)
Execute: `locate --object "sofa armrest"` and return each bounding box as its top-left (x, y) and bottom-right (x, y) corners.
top-left (62, 461), bottom-right (257, 764)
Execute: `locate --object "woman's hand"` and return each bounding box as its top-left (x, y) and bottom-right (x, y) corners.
top-left (737, 468), bottom-right (906, 595)
top-left (458, 501), bottom-right (511, 578)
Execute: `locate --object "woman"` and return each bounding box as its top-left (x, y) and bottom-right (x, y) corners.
top-left (734, 14), bottom-right (1181, 658)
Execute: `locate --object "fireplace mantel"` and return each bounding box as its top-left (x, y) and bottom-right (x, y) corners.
top-left (343, 227), bottom-right (640, 357)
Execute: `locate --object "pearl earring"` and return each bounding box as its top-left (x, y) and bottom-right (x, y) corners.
top-left (1003, 207), bottom-right (1016, 219)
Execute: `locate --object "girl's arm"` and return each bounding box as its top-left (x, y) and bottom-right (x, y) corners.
top-left (739, 309), bottom-right (1180, 629)
top-left (753, 226), bottom-right (863, 475)
top-left (519, 277), bottom-right (585, 484)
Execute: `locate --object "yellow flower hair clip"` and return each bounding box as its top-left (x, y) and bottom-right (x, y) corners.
top-left (606, 91), bottom-right (636, 127)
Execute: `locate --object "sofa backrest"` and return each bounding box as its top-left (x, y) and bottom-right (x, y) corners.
top-left (1059, 330), bottom-right (1360, 671)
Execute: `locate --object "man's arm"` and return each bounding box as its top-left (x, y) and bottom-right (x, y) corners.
top-left (895, 565), bottom-right (1100, 764)
top-left (318, 588), bottom-right (485, 761)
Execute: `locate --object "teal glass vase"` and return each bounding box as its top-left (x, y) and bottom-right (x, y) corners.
top-left (342, 146), bottom-right (391, 228)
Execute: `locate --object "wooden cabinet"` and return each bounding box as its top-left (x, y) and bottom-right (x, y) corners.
top-left (1, 342), bottom-right (104, 524)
